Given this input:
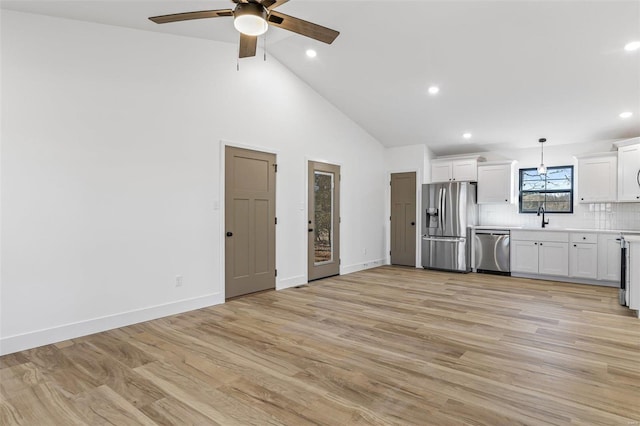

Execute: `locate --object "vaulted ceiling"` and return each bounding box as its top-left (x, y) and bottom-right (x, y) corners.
top-left (3, 0), bottom-right (639, 155)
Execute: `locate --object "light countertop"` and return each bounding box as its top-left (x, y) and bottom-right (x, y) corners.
top-left (473, 225), bottom-right (640, 235)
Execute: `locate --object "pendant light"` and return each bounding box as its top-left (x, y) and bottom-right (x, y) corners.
top-left (537, 138), bottom-right (547, 175)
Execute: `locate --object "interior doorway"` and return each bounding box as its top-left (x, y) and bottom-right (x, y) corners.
top-left (308, 161), bottom-right (341, 281)
top-left (225, 146), bottom-right (276, 299)
top-left (390, 172), bottom-right (416, 266)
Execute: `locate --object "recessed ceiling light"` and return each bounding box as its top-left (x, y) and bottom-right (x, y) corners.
top-left (428, 86), bottom-right (439, 95)
top-left (620, 111), bottom-right (633, 118)
top-left (624, 41), bottom-right (640, 52)
top-left (463, 133), bottom-right (472, 139)
top-left (306, 49), bottom-right (317, 58)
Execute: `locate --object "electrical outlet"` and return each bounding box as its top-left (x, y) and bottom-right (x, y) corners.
top-left (175, 275), bottom-right (183, 287)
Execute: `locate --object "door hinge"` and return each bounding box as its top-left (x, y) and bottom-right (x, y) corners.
top-left (275, 269), bottom-right (278, 277)
top-left (390, 216), bottom-right (392, 221)
top-left (275, 217), bottom-right (278, 225)
top-left (339, 259), bottom-right (341, 265)
top-left (273, 164), bottom-right (278, 173)
top-left (389, 250), bottom-right (392, 255)
top-left (390, 181), bottom-right (392, 186)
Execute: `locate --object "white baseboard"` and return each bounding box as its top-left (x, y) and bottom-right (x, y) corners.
top-left (341, 258), bottom-right (387, 275)
top-left (277, 274), bottom-right (307, 290)
top-left (0, 292), bottom-right (223, 356)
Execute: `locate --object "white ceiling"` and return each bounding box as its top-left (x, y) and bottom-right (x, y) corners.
top-left (2, 0), bottom-right (639, 155)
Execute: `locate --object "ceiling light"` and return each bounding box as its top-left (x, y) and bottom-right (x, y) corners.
top-left (306, 49), bottom-right (317, 58)
top-left (537, 138), bottom-right (547, 175)
top-left (620, 111), bottom-right (633, 118)
top-left (463, 133), bottom-right (472, 139)
top-left (428, 86), bottom-right (440, 95)
top-left (624, 41), bottom-right (640, 52)
top-left (233, 3), bottom-right (268, 36)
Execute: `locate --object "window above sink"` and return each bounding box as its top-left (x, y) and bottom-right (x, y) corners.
top-left (519, 166), bottom-right (574, 214)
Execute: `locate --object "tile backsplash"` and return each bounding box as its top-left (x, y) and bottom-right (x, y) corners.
top-left (479, 203), bottom-right (640, 231)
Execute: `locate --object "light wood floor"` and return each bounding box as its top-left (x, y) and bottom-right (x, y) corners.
top-left (1, 266), bottom-right (639, 425)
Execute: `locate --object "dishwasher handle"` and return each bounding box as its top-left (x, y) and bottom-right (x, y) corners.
top-left (475, 230), bottom-right (510, 236)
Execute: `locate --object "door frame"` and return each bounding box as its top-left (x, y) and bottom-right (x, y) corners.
top-left (220, 140), bottom-right (280, 299)
top-left (305, 156), bottom-right (343, 283)
top-left (386, 168), bottom-right (422, 268)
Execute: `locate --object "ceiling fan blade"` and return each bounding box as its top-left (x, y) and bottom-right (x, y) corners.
top-left (239, 33), bottom-right (258, 58)
top-left (149, 9), bottom-right (233, 24)
top-left (261, 0), bottom-right (289, 10)
top-left (267, 11), bottom-right (339, 44)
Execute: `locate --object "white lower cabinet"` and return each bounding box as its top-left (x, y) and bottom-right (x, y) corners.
top-left (540, 242), bottom-right (570, 276)
top-left (510, 231), bottom-right (568, 277)
top-left (511, 240), bottom-right (539, 273)
top-left (597, 233), bottom-right (621, 281)
top-left (569, 244), bottom-right (598, 279)
top-left (511, 230), bottom-right (620, 284)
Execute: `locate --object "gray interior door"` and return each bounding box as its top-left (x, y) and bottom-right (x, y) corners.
top-left (225, 146), bottom-right (276, 299)
top-left (308, 161), bottom-right (340, 281)
top-left (391, 172), bottom-right (416, 266)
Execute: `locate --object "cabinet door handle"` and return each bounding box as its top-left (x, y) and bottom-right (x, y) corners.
top-left (539, 243), bottom-right (543, 246)
top-left (534, 242), bottom-right (538, 245)
top-left (637, 169), bottom-right (640, 187)
top-left (574, 244), bottom-right (577, 247)
top-left (226, 232), bottom-right (233, 237)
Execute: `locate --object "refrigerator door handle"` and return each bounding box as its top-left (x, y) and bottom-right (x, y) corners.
top-left (423, 236), bottom-right (465, 243)
top-left (441, 187), bottom-right (447, 231)
top-left (437, 188), bottom-right (443, 230)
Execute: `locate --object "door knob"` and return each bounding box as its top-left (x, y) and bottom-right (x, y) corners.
top-left (226, 232), bottom-right (233, 237)
top-left (411, 222), bottom-right (415, 226)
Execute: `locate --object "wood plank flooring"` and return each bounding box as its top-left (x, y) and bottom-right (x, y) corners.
top-left (1, 266), bottom-right (639, 425)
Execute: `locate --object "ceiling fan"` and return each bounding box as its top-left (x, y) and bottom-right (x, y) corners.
top-left (149, 0), bottom-right (340, 59)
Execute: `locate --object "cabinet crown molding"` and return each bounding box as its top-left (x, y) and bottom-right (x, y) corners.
top-left (432, 154), bottom-right (486, 163)
top-left (613, 137), bottom-right (640, 149)
top-left (478, 160), bottom-right (517, 166)
top-left (575, 151), bottom-right (617, 160)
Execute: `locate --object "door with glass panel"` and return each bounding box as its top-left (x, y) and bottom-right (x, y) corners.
top-left (308, 161), bottom-right (340, 281)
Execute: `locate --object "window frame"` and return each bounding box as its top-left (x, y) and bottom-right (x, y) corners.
top-left (518, 166), bottom-right (574, 214)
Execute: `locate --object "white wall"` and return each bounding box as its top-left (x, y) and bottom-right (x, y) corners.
top-left (0, 11), bottom-right (387, 354)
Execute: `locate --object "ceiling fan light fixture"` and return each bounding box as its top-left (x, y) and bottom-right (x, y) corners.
top-left (234, 3), bottom-right (268, 36)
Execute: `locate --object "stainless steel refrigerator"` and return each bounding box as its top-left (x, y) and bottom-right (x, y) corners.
top-left (421, 182), bottom-right (478, 272)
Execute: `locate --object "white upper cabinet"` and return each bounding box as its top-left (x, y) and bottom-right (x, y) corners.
top-left (577, 153), bottom-right (617, 203)
top-left (617, 142), bottom-right (640, 202)
top-left (430, 156), bottom-right (483, 183)
top-left (452, 159), bottom-right (478, 181)
top-left (477, 161), bottom-right (515, 204)
top-left (431, 162), bottom-right (454, 183)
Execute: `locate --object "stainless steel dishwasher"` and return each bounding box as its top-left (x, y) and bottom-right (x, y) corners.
top-left (474, 229), bottom-right (510, 275)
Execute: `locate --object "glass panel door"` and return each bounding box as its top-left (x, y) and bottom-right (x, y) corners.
top-left (308, 161), bottom-right (340, 281)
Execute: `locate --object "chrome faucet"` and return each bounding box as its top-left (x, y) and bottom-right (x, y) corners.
top-left (537, 206), bottom-right (549, 228)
